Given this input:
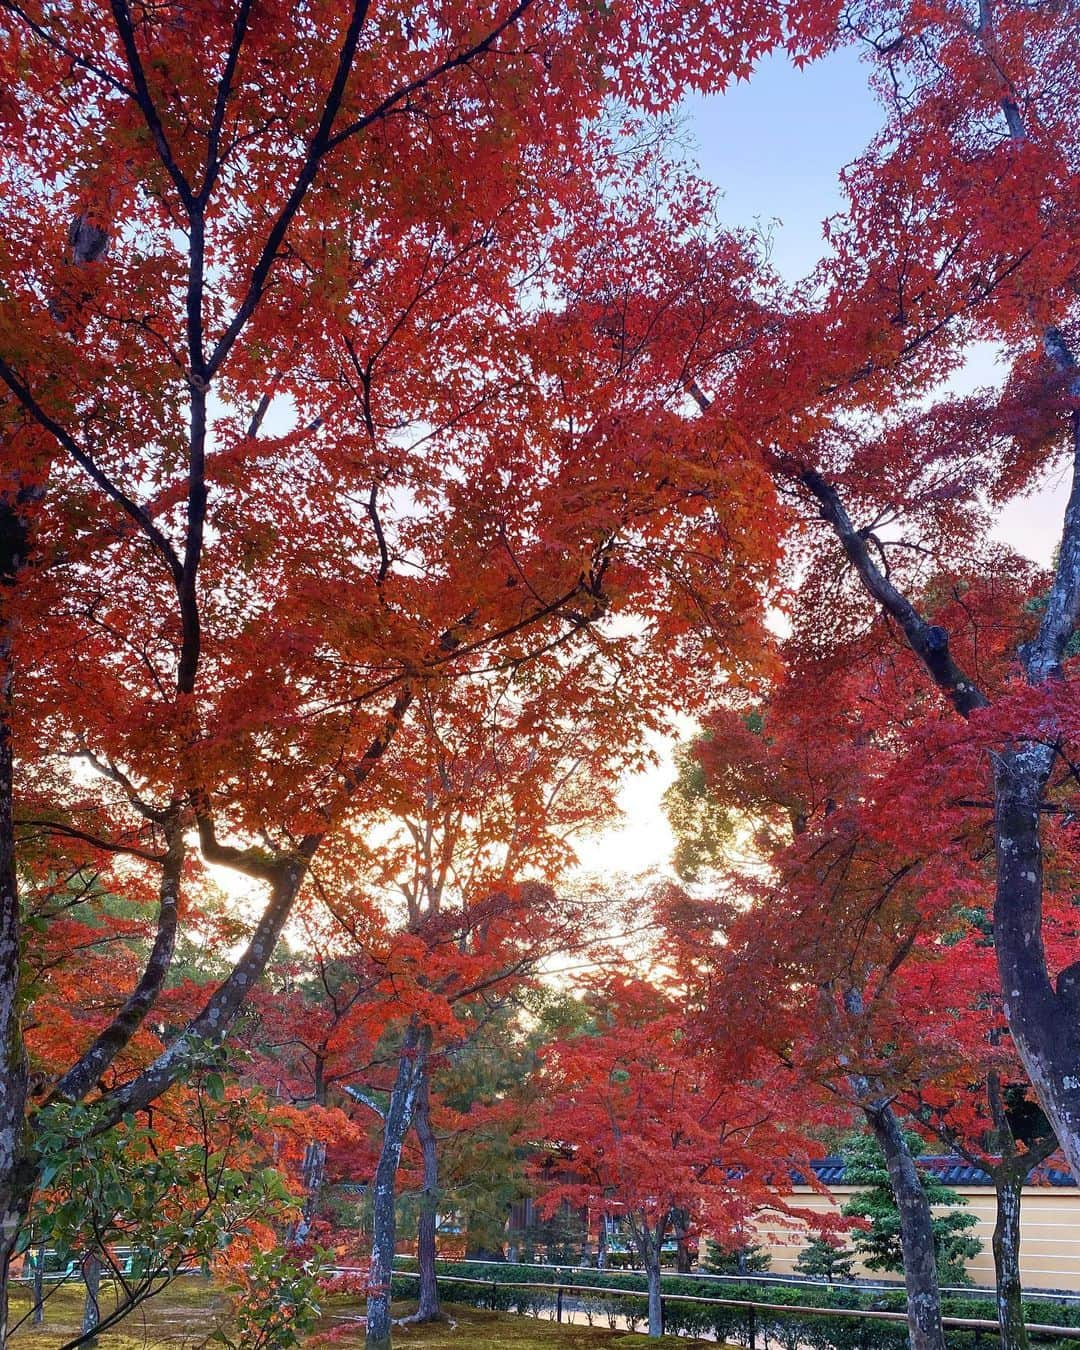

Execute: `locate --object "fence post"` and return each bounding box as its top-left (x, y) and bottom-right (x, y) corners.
top-left (747, 1303), bottom-right (757, 1349)
top-left (557, 1287), bottom-right (564, 1323)
top-left (490, 1280), bottom-right (498, 1311)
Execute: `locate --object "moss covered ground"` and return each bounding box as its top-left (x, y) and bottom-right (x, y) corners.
top-left (6, 1283), bottom-right (726, 1347)
top-left (8, 1277), bottom-right (226, 1345)
top-left (309, 1303), bottom-right (721, 1346)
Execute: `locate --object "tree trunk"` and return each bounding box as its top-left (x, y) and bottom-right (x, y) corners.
top-left (863, 1102), bottom-right (946, 1350)
top-left (291, 1139), bottom-right (326, 1246)
top-left (630, 1221), bottom-right (664, 1339)
top-left (291, 1055), bottom-right (328, 1247)
top-left (842, 986), bottom-right (945, 1350)
top-left (0, 677), bottom-right (30, 1350)
top-left (81, 1252), bottom-right (101, 1344)
top-left (993, 745), bottom-right (1080, 1184)
top-left (32, 1236), bottom-right (44, 1326)
top-left (672, 1209), bottom-right (693, 1273)
top-left (0, 1168), bottom-right (32, 1350)
top-left (0, 1254), bottom-right (9, 1350)
top-left (365, 1024), bottom-right (430, 1350)
top-left (992, 1169), bottom-right (1028, 1350)
top-left (412, 1069), bottom-right (441, 1323)
top-left (644, 1241), bottom-right (663, 1338)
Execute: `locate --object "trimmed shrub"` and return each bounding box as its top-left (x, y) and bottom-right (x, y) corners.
top-left (387, 1257), bottom-right (1080, 1348)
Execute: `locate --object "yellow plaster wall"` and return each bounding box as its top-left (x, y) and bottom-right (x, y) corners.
top-left (755, 1185), bottom-right (1080, 1293)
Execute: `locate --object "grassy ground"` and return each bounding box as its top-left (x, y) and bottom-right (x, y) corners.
top-left (7, 1284), bottom-right (724, 1347)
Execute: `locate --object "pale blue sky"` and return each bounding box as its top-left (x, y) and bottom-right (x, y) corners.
top-left (683, 46), bottom-right (882, 284)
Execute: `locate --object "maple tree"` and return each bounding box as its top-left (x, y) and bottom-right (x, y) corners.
top-left (9, 842), bottom-right (318, 1344)
top-left (0, 0), bottom-right (852, 1341)
top-left (335, 882), bottom-right (581, 1350)
top-left (318, 692), bottom-right (619, 1346)
top-left (665, 611), bottom-right (991, 1349)
top-left (533, 967), bottom-right (830, 1338)
top-left (897, 930), bottom-right (1063, 1350)
top-left (240, 688), bottom-right (612, 1349)
top-left (709, 0), bottom-right (1080, 1191)
top-left (671, 546), bottom-right (1080, 1350)
top-left (238, 891), bottom-right (570, 1346)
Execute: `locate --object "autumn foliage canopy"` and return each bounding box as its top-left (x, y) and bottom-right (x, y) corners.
top-left (3, 0), bottom-right (1080, 1348)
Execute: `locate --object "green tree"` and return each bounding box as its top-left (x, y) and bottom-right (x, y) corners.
top-left (794, 1235), bottom-right (856, 1283)
top-left (421, 1001), bottom-right (539, 1259)
top-left (662, 739), bottom-right (739, 883)
top-left (28, 1088), bottom-right (300, 1342)
top-left (701, 1236), bottom-right (772, 1275)
top-left (841, 1132), bottom-right (981, 1286)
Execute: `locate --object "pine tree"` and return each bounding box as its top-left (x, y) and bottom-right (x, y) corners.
top-left (701, 1236), bottom-right (772, 1275)
top-left (841, 1132), bottom-right (981, 1285)
top-left (794, 1235), bottom-right (856, 1283)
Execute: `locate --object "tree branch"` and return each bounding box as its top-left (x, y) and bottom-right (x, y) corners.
top-left (0, 355), bottom-right (183, 585)
top-left (206, 0), bottom-right (374, 376)
top-left (107, 0), bottom-right (195, 209)
top-left (198, 0), bottom-right (255, 203)
top-left (343, 1084), bottom-right (387, 1120)
top-left (45, 819), bottom-right (185, 1105)
top-left (1020, 329), bottom-right (1080, 685)
top-left (799, 467), bottom-right (989, 717)
top-left (90, 849), bottom-right (312, 1130)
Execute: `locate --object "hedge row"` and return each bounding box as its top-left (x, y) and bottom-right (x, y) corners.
top-left (389, 1258), bottom-right (1080, 1348)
